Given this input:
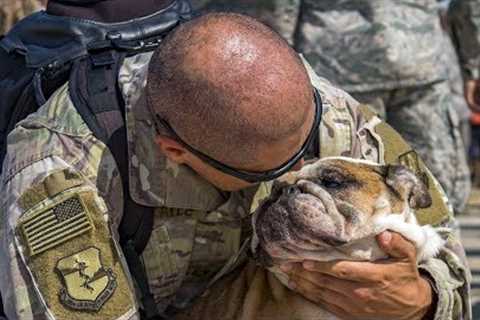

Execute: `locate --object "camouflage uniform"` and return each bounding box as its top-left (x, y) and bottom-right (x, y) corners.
top-left (439, 0), bottom-right (471, 153)
top-left (448, 0), bottom-right (480, 150)
top-left (449, 0), bottom-right (480, 80)
top-left (0, 0), bottom-right (43, 34)
top-left (0, 51), bottom-right (471, 320)
top-left (197, 0), bottom-right (471, 214)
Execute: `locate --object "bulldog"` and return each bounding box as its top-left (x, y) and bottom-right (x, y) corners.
top-left (174, 157), bottom-right (445, 320)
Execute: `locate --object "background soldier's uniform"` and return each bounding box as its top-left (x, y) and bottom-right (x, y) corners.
top-left (195, 0), bottom-right (471, 215)
top-left (441, 20), bottom-right (472, 151)
top-left (449, 0), bottom-right (480, 80)
top-left (0, 48), bottom-right (472, 319)
top-left (438, 0), bottom-right (472, 152)
top-left (449, 0), bottom-right (480, 186)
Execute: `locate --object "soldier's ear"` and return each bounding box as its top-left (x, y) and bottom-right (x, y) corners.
top-left (155, 136), bottom-right (189, 164)
top-left (384, 164), bottom-right (432, 209)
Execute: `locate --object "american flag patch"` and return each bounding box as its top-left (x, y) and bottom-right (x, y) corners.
top-left (19, 195), bottom-right (93, 257)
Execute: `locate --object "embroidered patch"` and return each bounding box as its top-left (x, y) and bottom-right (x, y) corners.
top-left (56, 247), bottom-right (117, 311)
top-left (16, 189), bottom-right (136, 319)
top-left (19, 195), bottom-right (93, 257)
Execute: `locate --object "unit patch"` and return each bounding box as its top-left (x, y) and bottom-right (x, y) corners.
top-left (19, 195), bottom-right (93, 257)
top-left (15, 176), bottom-right (136, 319)
top-left (56, 247), bottom-right (117, 311)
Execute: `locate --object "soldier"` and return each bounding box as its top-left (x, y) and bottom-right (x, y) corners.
top-left (449, 0), bottom-right (480, 192)
top-left (0, 9), bottom-right (471, 320)
top-left (439, 0), bottom-right (471, 154)
top-left (449, 0), bottom-right (480, 114)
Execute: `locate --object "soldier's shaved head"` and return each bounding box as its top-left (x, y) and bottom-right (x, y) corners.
top-left (147, 13), bottom-right (314, 169)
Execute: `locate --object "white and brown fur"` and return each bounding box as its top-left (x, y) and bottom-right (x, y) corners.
top-left (174, 157), bottom-right (445, 320)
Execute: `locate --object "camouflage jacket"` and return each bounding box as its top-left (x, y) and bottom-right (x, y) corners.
top-left (449, 0), bottom-right (480, 79)
top-left (0, 54), bottom-right (471, 320)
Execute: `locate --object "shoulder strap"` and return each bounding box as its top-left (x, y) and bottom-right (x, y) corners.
top-left (69, 50), bottom-right (160, 319)
top-left (0, 46), bottom-right (36, 173)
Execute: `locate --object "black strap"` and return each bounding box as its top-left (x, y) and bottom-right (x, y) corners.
top-left (0, 293), bottom-right (4, 318)
top-left (107, 116), bottom-right (158, 319)
top-left (0, 59), bottom-right (37, 173)
top-left (306, 122), bottom-right (320, 159)
top-left (69, 50), bottom-right (158, 319)
top-left (4, 79), bottom-right (37, 147)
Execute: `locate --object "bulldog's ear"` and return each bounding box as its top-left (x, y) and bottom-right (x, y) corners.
top-left (385, 165), bottom-right (432, 209)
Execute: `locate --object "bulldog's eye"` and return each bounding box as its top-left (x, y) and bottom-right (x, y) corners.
top-left (320, 178), bottom-right (343, 189)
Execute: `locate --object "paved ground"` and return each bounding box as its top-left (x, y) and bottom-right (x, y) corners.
top-left (459, 189), bottom-right (480, 319)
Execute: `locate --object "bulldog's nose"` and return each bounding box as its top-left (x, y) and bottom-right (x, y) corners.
top-left (282, 185), bottom-right (299, 196)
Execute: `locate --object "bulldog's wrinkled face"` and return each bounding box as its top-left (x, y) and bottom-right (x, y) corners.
top-left (252, 157), bottom-right (434, 266)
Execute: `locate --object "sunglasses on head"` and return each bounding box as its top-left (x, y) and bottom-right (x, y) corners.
top-left (152, 88), bottom-right (323, 183)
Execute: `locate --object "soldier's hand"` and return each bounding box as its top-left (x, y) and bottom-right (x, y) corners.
top-left (281, 231), bottom-right (434, 320)
top-left (464, 79), bottom-right (480, 113)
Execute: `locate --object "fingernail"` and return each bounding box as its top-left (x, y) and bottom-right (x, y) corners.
top-left (280, 264), bottom-right (292, 272)
top-left (303, 261), bottom-right (315, 270)
top-left (380, 231), bottom-right (392, 244)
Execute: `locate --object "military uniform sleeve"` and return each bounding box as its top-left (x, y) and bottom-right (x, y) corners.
top-left (0, 155), bottom-right (139, 320)
top-left (351, 103), bottom-right (472, 320)
top-left (0, 82), bottom-right (139, 320)
top-left (448, 0), bottom-right (480, 79)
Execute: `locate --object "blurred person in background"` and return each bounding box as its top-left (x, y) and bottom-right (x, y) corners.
top-left (439, 0), bottom-right (472, 156)
top-left (449, 0), bottom-right (480, 188)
